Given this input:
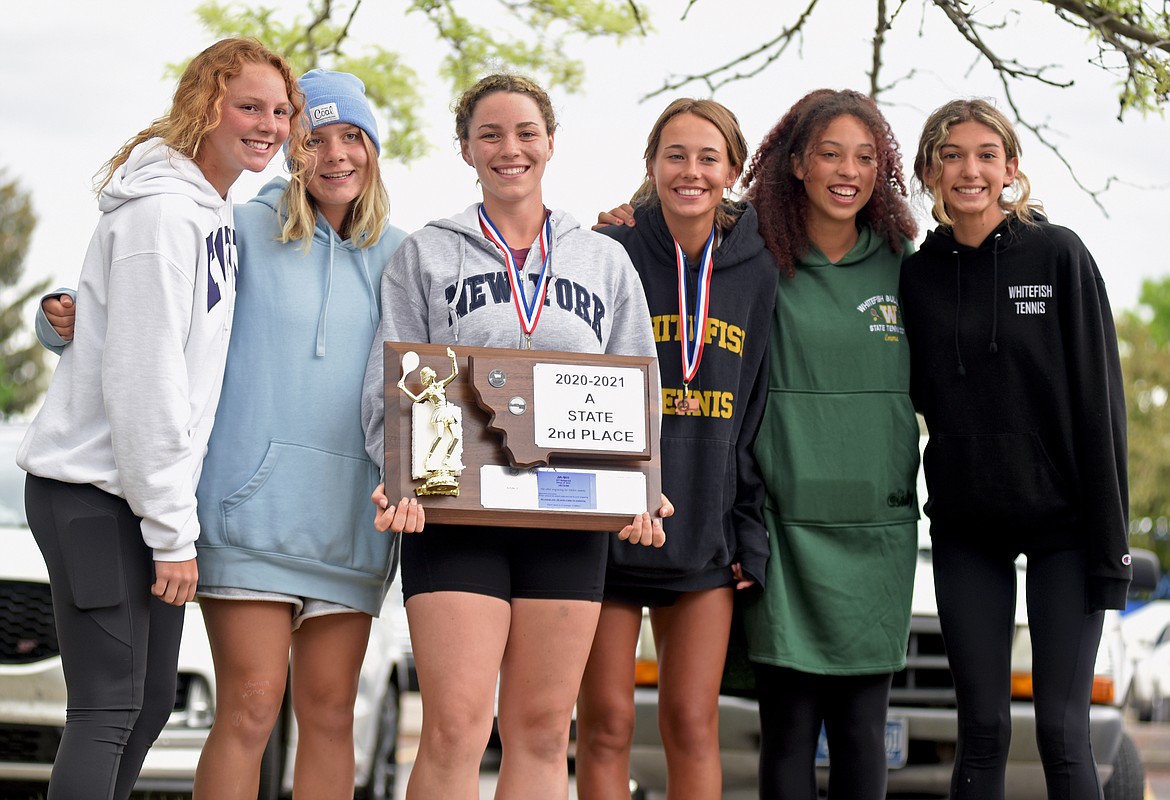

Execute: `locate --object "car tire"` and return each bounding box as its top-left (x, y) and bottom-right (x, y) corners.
top-left (1103, 732), bottom-right (1145, 800)
top-left (355, 676), bottom-right (400, 800)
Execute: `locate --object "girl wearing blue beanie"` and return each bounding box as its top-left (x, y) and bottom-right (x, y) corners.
top-left (189, 67), bottom-right (422, 800)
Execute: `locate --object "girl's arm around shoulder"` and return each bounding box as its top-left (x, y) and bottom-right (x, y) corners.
top-left (595, 238), bottom-right (656, 360)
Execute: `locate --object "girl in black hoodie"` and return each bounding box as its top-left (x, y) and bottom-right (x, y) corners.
top-left (576, 98), bottom-right (775, 800)
top-left (899, 99), bottom-right (1129, 800)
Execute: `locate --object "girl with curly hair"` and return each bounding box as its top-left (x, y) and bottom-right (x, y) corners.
top-left (741, 88), bottom-right (920, 799)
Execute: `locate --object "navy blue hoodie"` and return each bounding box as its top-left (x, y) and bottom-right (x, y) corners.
top-left (599, 202), bottom-right (776, 592)
top-left (900, 215), bottom-right (1130, 610)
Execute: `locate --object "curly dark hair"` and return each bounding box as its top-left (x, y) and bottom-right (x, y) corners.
top-left (744, 89), bottom-right (916, 278)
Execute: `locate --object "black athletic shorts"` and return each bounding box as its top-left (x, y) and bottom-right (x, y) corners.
top-left (400, 523), bottom-right (608, 603)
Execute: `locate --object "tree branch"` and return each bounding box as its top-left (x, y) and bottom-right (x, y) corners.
top-left (626, 0), bottom-right (649, 34)
top-left (642, 0), bottom-right (820, 100)
top-left (1047, 0), bottom-right (1170, 56)
top-left (931, 0), bottom-right (1074, 88)
top-left (1045, 0), bottom-right (1170, 115)
top-left (991, 65), bottom-right (1114, 215)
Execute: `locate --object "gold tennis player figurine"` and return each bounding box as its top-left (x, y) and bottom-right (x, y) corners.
top-left (398, 347), bottom-right (464, 496)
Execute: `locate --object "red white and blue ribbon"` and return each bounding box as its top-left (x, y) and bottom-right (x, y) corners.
top-left (676, 228), bottom-right (716, 391)
top-left (479, 204), bottom-right (553, 348)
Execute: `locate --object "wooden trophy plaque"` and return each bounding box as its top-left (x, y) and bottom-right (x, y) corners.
top-left (384, 341), bottom-right (661, 531)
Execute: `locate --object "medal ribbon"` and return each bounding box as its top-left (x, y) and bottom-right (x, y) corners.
top-left (479, 204), bottom-right (553, 344)
top-left (676, 228), bottom-right (716, 387)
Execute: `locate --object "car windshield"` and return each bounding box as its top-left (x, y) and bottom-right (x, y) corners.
top-left (0, 425), bottom-right (28, 527)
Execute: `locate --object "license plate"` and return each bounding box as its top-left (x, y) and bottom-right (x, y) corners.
top-left (815, 716), bottom-right (908, 769)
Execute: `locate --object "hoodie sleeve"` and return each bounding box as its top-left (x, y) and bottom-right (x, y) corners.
top-left (362, 234), bottom-right (434, 473)
top-left (732, 342), bottom-right (771, 589)
top-left (1059, 230), bottom-right (1130, 610)
top-left (103, 213), bottom-right (205, 562)
top-left (34, 287), bottom-right (78, 355)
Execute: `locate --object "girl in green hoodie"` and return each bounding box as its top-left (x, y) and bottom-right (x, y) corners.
top-left (742, 88), bottom-right (920, 800)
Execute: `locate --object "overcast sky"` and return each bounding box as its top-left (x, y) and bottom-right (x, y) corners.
top-left (4, 0), bottom-right (1168, 314)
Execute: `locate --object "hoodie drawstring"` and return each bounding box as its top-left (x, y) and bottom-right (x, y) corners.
top-left (988, 233), bottom-right (1002, 355)
top-left (953, 249), bottom-right (966, 377)
top-left (447, 236), bottom-right (467, 343)
top-left (358, 247), bottom-right (379, 329)
top-left (315, 236), bottom-right (336, 357)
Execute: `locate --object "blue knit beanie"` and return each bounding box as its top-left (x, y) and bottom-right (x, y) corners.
top-left (298, 69), bottom-right (380, 156)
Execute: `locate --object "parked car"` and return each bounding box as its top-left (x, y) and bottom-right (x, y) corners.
top-left (1120, 600), bottom-right (1170, 721)
top-left (626, 456), bottom-right (1155, 800)
top-left (0, 422), bottom-right (407, 799)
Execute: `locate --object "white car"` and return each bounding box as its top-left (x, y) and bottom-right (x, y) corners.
top-left (1125, 601), bottom-right (1170, 721)
top-left (0, 422), bottom-right (407, 799)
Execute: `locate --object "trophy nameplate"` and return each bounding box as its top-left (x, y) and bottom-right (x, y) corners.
top-left (384, 342), bottom-right (661, 531)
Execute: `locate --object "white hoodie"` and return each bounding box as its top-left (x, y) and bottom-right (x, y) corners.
top-left (18, 138), bottom-right (237, 562)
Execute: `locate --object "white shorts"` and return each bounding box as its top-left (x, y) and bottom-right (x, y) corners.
top-left (197, 586), bottom-right (360, 631)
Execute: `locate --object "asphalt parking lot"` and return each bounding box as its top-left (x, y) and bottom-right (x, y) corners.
top-left (397, 695), bottom-right (1170, 800)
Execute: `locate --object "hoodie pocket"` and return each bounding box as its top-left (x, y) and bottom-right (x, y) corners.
top-left (923, 432), bottom-right (1074, 522)
top-left (220, 441), bottom-right (385, 570)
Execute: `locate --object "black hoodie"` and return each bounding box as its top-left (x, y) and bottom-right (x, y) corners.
top-left (599, 202), bottom-right (777, 592)
top-left (900, 215), bottom-right (1130, 610)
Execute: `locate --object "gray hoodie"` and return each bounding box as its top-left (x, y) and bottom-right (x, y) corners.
top-left (362, 203), bottom-right (657, 468)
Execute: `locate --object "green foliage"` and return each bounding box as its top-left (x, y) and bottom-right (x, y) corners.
top-left (1136, 276), bottom-right (1170, 346)
top-left (1118, 277), bottom-right (1170, 566)
top-left (1050, 0), bottom-right (1170, 116)
top-left (182, 0), bottom-right (646, 162)
top-left (0, 170), bottom-right (48, 418)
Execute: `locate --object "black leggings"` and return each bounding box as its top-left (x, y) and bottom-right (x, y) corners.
top-left (932, 534), bottom-right (1105, 800)
top-left (753, 663), bottom-right (893, 800)
top-left (25, 475), bottom-right (184, 800)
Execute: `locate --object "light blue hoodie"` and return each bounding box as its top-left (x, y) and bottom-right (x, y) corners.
top-left (194, 177), bottom-right (408, 615)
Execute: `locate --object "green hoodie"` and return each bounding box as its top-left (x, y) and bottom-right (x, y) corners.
top-left (744, 225), bottom-right (920, 675)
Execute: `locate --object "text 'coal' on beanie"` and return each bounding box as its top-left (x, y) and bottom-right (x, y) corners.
top-left (298, 69), bottom-right (381, 156)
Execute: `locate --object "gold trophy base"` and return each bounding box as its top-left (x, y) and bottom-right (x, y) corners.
top-left (416, 471), bottom-right (460, 497)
